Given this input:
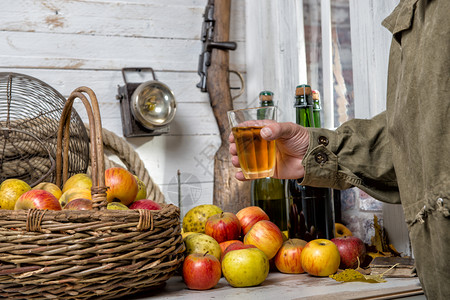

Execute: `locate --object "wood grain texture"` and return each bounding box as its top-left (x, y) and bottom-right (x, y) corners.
top-left (207, 0), bottom-right (251, 213)
top-left (0, 0), bottom-right (246, 217)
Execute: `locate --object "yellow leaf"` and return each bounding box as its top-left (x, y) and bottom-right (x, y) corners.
top-left (371, 215), bottom-right (386, 252)
top-left (330, 262), bottom-right (400, 284)
top-left (329, 269), bottom-right (387, 283)
top-left (367, 251), bottom-right (384, 259)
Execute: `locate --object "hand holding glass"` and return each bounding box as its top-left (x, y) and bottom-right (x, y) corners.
top-left (227, 106), bottom-right (277, 179)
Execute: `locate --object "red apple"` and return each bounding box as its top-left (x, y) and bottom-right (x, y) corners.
top-left (219, 240), bottom-right (243, 255)
top-left (243, 220), bottom-right (283, 259)
top-left (63, 198), bottom-right (93, 210)
top-left (14, 190), bottom-right (62, 210)
top-left (105, 167), bottom-right (138, 206)
top-left (274, 238), bottom-right (307, 274)
top-left (128, 199), bottom-right (161, 210)
top-left (301, 239), bottom-right (340, 276)
top-left (236, 206), bottom-right (270, 235)
top-left (331, 236), bottom-right (366, 269)
top-left (222, 242), bottom-right (256, 260)
top-left (205, 212), bottom-right (241, 243)
top-left (182, 253), bottom-right (221, 290)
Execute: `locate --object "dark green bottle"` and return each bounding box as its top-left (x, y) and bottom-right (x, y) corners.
top-left (251, 91), bottom-right (287, 231)
top-left (286, 85), bottom-right (335, 241)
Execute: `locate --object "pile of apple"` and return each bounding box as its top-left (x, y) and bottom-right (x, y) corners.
top-left (0, 167), bottom-right (161, 212)
top-left (181, 204), bottom-right (366, 290)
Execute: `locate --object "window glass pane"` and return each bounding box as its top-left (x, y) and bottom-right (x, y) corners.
top-left (331, 0), bottom-right (354, 125)
top-left (303, 0), bottom-right (354, 127)
top-left (303, 0), bottom-right (323, 102)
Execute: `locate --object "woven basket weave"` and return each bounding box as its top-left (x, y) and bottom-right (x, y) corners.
top-left (0, 87), bottom-right (185, 299)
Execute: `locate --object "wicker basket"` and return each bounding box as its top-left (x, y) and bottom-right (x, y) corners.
top-left (0, 87), bottom-right (185, 299)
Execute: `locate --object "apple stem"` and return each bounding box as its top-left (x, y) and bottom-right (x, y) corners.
top-left (204, 251), bottom-right (209, 257)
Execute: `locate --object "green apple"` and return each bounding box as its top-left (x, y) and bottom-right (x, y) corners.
top-left (183, 233), bottom-right (222, 261)
top-left (182, 204), bottom-right (223, 233)
top-left (107, 202), bottom-right (129, 210)
top-left (221, 248), bottom-right (269, 287)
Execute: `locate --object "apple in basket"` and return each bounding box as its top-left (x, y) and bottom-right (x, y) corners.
top-left (63, 198), bottom-right (93, 210)
top-left (133, 175), bottom-right (147, 202)
top-left (32, 182), bottom-right (62, 200)
top-left (0, 178), bottom-right (31, 210)
top-left (14, 189), bottom-right (62, 210)
top-left (59, 188), bottom-right (92, 208)
top-left (105, 167), bottom-right (138, 206)
top-left (128, 199), bottom-right (161, 210)
top-left (62, 173), bottom-right (93, 193)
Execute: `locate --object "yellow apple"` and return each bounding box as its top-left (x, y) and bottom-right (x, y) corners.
top-left (33, 182), bottom-right (62, 199)
top-left (181, 231), bottom-right (196, 240)
top-left (107, 202), bottom-right (129, 210)
top-left (0, 179), bottom-right (31, 210)
top-left (335, 222), bottom-right (353, 237)
top-left (301, 239), bottom-right (340, 276)
top-left (133, 175), bottom-right (147, 202)
top-left (62, 173), bottom-right (92, 194)
top-left (59, 188), bottom-right (92, 208)
top-left (221, 248), bottom-right (269, 287)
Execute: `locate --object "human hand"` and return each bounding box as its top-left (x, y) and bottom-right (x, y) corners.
top-left (229, 121), bottom-right (310, 181)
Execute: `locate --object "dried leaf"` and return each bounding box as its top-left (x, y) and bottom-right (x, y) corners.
top-left (367, 251), bottom-right (384, 259)
top-left (330, 263), bottom-right (400, 283)
top-left (371, 215), bottom-right (386, 252)
top-left (330, 269), bottom-right (386, 283)
top-left (388, 244), bottom-right (402, 256)
top-left (329, 269), bottom-right (386, 283)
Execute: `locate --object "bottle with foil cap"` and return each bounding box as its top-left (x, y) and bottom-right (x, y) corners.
top-left (295, 84), bottom-right (314, 127)
top-left (250, 91), bottom-right (288, 231)
top-left (286, 84), bottom-right (335, 241)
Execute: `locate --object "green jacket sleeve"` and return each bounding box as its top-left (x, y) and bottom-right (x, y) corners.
top-left (300, 111), bottom-right (401, 204)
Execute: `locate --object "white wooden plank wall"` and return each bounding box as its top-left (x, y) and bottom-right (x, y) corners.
top-left (245, 0), bottom-right (306, 123)
top-left (0, 0), bottom-right (246, 216)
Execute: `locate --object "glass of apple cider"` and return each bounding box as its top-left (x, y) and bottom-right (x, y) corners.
top-left (228, 106), bottom-right (277, 179)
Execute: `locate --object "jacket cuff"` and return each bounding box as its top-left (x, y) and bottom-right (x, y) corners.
top-left (300, 128), bottom-right (339, 188)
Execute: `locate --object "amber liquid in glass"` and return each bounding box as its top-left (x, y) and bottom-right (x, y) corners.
top-left (232, 126), bottom-right (276, 179)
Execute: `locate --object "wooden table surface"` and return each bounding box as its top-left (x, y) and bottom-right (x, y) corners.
top-left (127, 272), bottom-right (424, 300)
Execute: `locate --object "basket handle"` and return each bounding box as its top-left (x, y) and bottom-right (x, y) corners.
top-left (56, 87), bottom-right (108, 210)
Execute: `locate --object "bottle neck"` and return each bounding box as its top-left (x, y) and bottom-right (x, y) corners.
top-left (295, 95), bottom-right (313, 127)
top-left (312, 99), bottom-right (322, 128)
top-left (258, 100), bottom-right (274, 120)
top-left (260, 100), bottom-right (274, 107)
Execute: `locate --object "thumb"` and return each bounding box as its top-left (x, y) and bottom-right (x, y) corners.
top-left (260, 122), bottom-right (301, 141)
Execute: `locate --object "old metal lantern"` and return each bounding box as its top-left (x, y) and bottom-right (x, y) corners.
top-left (117, 68), bottom-right (177, 137)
